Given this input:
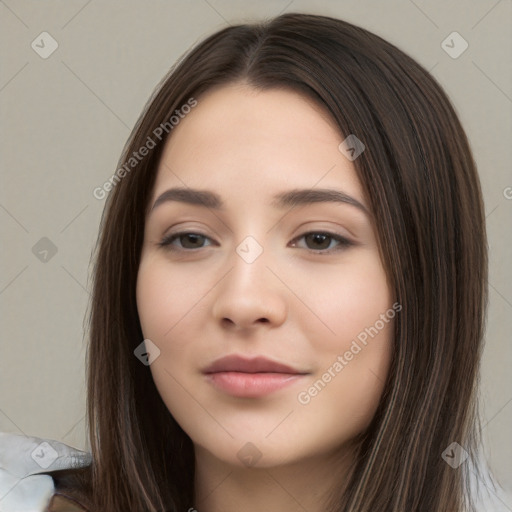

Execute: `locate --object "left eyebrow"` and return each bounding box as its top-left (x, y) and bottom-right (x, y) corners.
top-left (150, 187), bottom-right (369, 216)
top-left (271, 188), bottom-right (369, 215)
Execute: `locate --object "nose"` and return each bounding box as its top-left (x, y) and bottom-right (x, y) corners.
top-left (211, 242), bottom-right (288, 331)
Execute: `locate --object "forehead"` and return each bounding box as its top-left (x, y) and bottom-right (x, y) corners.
top-left (152, 83), bottom-right (364, 207)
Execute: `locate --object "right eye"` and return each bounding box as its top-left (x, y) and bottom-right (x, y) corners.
top-left (157, 231), bottom-right (215, 251)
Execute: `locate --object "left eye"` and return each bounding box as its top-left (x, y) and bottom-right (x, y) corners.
top-left (157, 231), bottom-right (352, 254)
top-left (290, 231), bottom-right (352, 253)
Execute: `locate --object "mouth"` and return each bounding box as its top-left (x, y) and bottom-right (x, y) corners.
top-left (203, 355), bottom-right (309, 398)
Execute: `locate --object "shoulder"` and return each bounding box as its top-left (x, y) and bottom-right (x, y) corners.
top-left (0, 431), bottom-right (92, 512)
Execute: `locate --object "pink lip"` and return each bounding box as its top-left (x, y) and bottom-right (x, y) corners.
top-left (203, 355), bottom-right (308, 398)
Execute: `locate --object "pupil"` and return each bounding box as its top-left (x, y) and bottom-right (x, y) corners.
top-left (308, 233), bottom-right (329, 249)
top-left (184, 234), bottom-right (202, 248)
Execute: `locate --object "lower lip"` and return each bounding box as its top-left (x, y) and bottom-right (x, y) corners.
top-left (205, 372), bottom-right (304, 398)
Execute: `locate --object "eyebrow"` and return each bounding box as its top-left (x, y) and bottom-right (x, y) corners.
top-left (150, 187), bottom-right (368, 215)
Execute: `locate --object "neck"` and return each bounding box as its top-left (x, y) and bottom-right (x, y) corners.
top-left (192, 443), bottom-right (357, 512)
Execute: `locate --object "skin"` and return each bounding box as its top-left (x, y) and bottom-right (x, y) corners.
top-left (136, 82), bottom-right (394, 511)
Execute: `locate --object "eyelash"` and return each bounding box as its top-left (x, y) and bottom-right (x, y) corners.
top-left (157, 230), bottom-right (353, 255)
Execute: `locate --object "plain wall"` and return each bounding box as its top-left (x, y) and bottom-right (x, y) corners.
top-left (1, 0), bottom-right (511, 498)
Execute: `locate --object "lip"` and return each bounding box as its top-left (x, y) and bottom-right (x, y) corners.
top-left (203, 355), bottom-right (303, 374)
top-left (203, 355), bottom-right (308, 398)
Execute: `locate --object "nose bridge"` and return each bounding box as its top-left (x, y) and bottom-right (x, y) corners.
top-left (235, 234), bottom-right (266, 266)
top-left (226, 234), bottom-right (272, 293)
top-left (211, 233), bottom-right (287, 327)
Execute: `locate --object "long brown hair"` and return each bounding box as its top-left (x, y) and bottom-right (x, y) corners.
top-left (80, 12), bottom-right (487, 511)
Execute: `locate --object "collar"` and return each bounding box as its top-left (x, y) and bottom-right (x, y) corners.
top-left (0, 431), bottom-right (91, 511)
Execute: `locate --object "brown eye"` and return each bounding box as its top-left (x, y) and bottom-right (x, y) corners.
top-left (158, 230), bottom-right (352, 254)
top-left (158, 232), bottom-right (213, 251)
top-left (305, 233), bottom-right (332, 250)
top-left (291, 231), bottom-right (352, 254)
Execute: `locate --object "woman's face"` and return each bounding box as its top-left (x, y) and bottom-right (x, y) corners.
top-left (136, 83), bottom-right (395, 469)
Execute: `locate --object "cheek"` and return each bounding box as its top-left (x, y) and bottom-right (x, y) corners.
top-left (290, 318), bottom-right (393, 455)
top-left (293, 256), bottom-right (394, 434)
top-left (136, 259), bottom-right (165, 338)
top-left (136, 256), bottom-right (210, 343)
top-left (297, 252), bottom-right (393, 358)
top-left (135, 257), bottom-right (213, 422)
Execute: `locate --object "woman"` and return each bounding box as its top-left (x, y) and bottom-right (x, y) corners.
top-left (0, 12), bottom-right (507, 512)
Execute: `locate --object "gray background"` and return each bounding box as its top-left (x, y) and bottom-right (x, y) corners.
top-left (1, 0), bottom-right (511, 497)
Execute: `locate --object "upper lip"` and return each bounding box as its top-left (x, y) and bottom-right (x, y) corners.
top-left (203, 355), bottom-right (306, 374)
